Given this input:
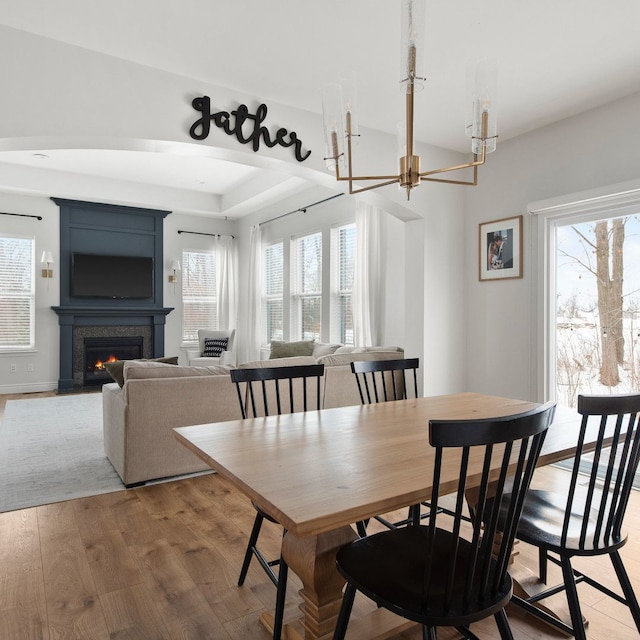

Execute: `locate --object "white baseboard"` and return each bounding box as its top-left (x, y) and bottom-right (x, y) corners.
top-left (0, 381), bottom-right (59, 395)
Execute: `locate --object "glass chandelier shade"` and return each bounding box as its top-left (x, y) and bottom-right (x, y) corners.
top-left (322, 83), bottom-right (345, 171)
top-left (400, 0), bottom-right (426, 92)
top-left (466, 58), bottom-right (498, 155)
top-left (340, 71), bottom-right (359, 139)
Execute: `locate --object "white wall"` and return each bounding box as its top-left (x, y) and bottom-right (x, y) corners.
top-left (464, 91), bottom-right (640, 401)
top-left (418, 182), bottom-right (468, 395)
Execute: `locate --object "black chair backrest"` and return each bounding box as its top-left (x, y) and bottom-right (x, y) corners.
top-left (230, 364), bottom-right (325, 419)
top-left (350, 357), bottom-right (419, 404)
top-left (562, 393), bottom-right (640, 547)
top-left (425, 402), bottom-right (556, 614)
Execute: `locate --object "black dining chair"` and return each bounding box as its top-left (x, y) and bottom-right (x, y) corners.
top-left (509, 393), bottom-right (640, 639)
top-left (351, 358), bottom-right (422, 533)
top-left (351, 357), bottom-right (419, 405)
top-left (230, 363), bottom-right (324, 640)
top-left (332, 402), bottom-right (556, 640)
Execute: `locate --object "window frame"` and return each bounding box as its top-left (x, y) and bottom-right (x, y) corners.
top-left (530, 182), bottom-right (640, 403)
top-left (181, 248), bottom-right (217, 344)
top-left (332, 222), bottom-right (356, 345)
top-left (260, 219), bottom-right (356, 346)
top-left (264, 240), bottom-right (284, 343)
top-left (0, 234), bottom-right (35, 352)
top-left (291, 231), bottom-right (323, 341)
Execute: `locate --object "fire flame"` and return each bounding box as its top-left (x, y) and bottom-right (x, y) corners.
top-left (94, 355), bottom-right (118, 370)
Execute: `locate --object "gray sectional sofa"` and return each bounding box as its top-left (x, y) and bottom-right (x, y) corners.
top-left (102, 347), bottom-right (405, 486)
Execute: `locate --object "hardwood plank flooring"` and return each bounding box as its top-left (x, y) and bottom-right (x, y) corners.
top-left (1, 470), bottom-right (639, 639)
top-left (1, 392), bottom-right (640, 638)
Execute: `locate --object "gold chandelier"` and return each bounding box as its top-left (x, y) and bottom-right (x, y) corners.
top-left (322, 0), bottom-right (498, 200)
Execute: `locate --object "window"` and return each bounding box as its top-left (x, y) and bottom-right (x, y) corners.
top-left (181, 249), bottom-right (216, 342)
top-left (261, 224), bottom-right (356, 345)
top-left (533, 186), bottom-right (640, 407)
top-left (0, 235), bottom-right (34, 350)
top-left (555, 213), bottom-right (640, 407)
top-left (292, 232), bottom-right (322, 341)
top-left (264, 242), bottom-right (284, 342)
top-left (335, 223), bottom-right (355, 345)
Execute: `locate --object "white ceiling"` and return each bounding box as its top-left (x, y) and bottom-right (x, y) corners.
top-left (1, 0), bottom-right (639, 217)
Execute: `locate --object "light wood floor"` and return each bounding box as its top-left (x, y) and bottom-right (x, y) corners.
top-left (1, 394), bottom-right (640, 639)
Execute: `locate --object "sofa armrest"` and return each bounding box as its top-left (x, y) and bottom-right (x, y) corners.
top-left (220, 350), bottom-right (236, 366)
top-left (102, 382), bottom-right (127, 481)
top-left (112, 374), bottom-right (241, 485)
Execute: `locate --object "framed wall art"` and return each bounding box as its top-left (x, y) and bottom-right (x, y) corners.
top-left (479, 215), bottom-right (523, 281)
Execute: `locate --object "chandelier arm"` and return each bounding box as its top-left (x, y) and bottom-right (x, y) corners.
top-left (340, 177), bottom-right (402, 195)
top-left (422, 158), bottom-right (478, 185)
top-left (336, 173), bottom-right (402, 182)
top-left (422, 176), bottom-right (478, 186)
top-left (419, 146), bottom-right (486, 178)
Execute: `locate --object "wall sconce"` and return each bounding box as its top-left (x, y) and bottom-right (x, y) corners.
top-left (40, 251), bottom-right (54, 278)
top-left (168, 259), bottom-right (181, 291)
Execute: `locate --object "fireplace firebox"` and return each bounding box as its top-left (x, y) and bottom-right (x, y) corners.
top-left (83, 336), bottom-right (143, 386)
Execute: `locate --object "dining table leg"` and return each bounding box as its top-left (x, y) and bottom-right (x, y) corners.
top-left (279, 525), bottom-right (358, 640)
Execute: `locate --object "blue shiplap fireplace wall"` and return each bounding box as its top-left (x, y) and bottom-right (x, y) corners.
top-left (52, 199), bottom-right (173, 392)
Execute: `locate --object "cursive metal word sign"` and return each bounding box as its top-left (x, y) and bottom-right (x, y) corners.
top-left (189, 96), bottom-right (311, 162)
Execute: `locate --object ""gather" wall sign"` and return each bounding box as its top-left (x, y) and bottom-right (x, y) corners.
top-left (189, 96), bottom-right (311, 163)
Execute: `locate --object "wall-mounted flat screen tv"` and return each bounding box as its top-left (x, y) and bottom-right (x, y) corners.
top-left (71, 253), bottom-right (154, 299)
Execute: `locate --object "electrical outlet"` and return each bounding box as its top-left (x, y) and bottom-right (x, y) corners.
top-left (27, 363), bottom-right (34, 372)
top-left (10, 363), bottom-right (17, 373)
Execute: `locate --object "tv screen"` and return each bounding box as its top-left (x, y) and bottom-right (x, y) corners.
top-left (71, 253), bottom-right (154, 299)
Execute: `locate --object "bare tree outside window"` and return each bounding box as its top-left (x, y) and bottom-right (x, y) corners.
top-left (556, 215), bottom-right (640, 407)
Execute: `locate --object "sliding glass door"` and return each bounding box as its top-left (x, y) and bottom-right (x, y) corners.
top-left (554, 213), bottom-right (640, 407)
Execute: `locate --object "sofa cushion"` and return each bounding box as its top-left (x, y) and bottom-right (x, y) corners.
top-left (240, 355), bottom-right (318, 369)
top-left (333, 346), bottom-right (403, 355)
top-left (316, 350), bottom-right (404, 367)
top-left (105, 356), bottom-right (179, 387)
top-left (312, 342), bottom-right (342, 357)
top-left (123, 360), bottom-right (231, 382)
top-left (269, 339), bottom-right (315, 359)
top-left (334, 346), bottom-right (356, 354)
top-left (203, 337), bottom-right (228, 357)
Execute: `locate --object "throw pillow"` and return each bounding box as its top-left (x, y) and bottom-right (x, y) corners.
top-left (312, 342), bottom-right (342, 357)
top-left (105, 356), bottom-right (179, 387)
top-left (334, 346), bottom-right (356, 354)
top-left (269, 339), bottom-right (315, 359)
top-left (203, 337), bottom-right (229, 358)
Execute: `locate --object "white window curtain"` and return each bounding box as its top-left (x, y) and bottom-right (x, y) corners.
top-left (240, 224), bottom-right (263, 363)
top-left (352, 201), bottom-right (381, 347)
top-left (214, 235), bottom-right (237, 331)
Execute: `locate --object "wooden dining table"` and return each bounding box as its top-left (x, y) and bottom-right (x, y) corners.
top-left (174, 392), bottom-right (604, 640)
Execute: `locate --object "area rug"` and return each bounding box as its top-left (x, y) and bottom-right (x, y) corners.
top-left (0, 393), bottom-right (126, 513)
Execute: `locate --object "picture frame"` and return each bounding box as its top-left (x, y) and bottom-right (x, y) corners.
top-left (479, 215), bottom-right (523, 281)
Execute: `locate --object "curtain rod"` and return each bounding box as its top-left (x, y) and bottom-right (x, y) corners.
top-left (0, 211), bottom-right (43, 220)
top-left (259, 193), bottom-right (345, 227)
top-left (177, 230), bottom-right (235, 239)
